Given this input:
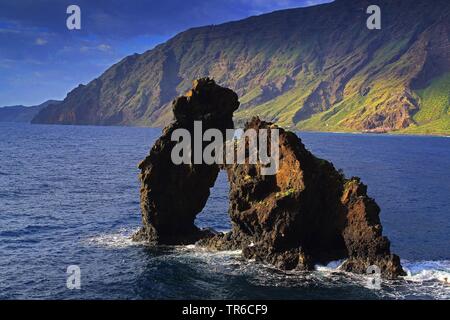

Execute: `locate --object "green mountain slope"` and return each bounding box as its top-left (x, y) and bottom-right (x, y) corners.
top-left (33, 0), bottom-right (450, 135)
top-left (400, 73), bottom-right (450, 135)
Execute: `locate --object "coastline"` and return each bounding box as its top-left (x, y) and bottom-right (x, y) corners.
top-left (22, 121), bottom-right (450, 138)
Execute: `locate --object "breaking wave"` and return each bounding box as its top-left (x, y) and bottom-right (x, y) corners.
top-left (83, 228), bottom-right (143, 248)
top-left (403, 260), bottom-right (450, 283)
top-left (82, 230), bottom-right (450, 299)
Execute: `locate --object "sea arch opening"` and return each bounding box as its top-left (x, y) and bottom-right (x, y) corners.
top-left (195, 170), bottom-right (232, 234)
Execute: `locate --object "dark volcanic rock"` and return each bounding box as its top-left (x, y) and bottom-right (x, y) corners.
top-left (135, 79), bottom-right (405, 278)
top-left (133, 78), bottom-right (239, 244)
top-left (200, 118), bottom-right (404, 278)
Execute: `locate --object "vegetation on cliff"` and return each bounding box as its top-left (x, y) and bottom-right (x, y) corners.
top-left (33, 0), bottom-right (450, 135)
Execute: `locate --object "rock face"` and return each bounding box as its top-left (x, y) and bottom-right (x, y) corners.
top-left (135, 79), bottom-right (405, 278)
top-left (133, 78), bottom-right (239, 244)
top-left (201, 118), bottom-right (404, 278)
top-left (32, 0), bottom-right (450, 135)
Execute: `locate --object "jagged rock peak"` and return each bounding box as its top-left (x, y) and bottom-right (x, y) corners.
top-left (172, 77), bottom-right (239, 123)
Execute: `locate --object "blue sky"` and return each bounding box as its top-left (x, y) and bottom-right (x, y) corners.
top-left (0, 0), bottom-right (330, 106)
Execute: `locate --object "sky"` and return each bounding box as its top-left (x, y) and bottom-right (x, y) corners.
top-left (0, 0), bottom-right (330, 106)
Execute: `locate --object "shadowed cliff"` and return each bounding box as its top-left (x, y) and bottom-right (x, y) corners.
top-left (33, 0), bottom-right (450, 135)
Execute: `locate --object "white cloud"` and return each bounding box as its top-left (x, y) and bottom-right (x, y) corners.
top-left (79, 44), bottom-right (113, 54)
top-left (35, 37), bottom-right (48, 45)
top-left (97, 44), bottom-right (112, 52)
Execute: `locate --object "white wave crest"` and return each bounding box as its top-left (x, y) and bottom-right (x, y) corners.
top-left (403, 260), bottom-right (450, 283)
top-left (83, 227), bottom-right (143, 248)
top-left (315, 260), bottom-right (345, 272)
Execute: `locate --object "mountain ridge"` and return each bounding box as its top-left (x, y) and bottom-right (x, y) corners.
top-left (0, 100), bottom-right (60, 123)
top-left (32, 0), bottom-right (450, 135)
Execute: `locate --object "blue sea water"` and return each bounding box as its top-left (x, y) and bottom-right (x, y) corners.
top-left (0, 122), bottom-right (449, 300)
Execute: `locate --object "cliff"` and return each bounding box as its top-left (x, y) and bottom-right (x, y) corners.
top-left (32, 0), bottom-right (450, 135)
top-left (0, 100), bottom-right (60, 123)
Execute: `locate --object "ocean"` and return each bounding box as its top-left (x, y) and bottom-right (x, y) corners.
top-left (0, 122), bottom-right (449, 299)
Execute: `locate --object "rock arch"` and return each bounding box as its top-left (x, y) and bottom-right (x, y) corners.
top-left (133, 78), bottom-right (238, 244)
top-left (133, 78), bottom-right (405, 278)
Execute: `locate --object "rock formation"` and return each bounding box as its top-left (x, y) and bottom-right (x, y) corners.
top-left (133, 78), bottom-right (239, 244)
top-left (135, 78), bottom-right (405, 278)
top-left (201, 118), bottom-right (404, 278)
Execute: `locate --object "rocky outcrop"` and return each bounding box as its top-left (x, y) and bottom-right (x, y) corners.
top-left (135, 79), bottom-right (405, 278)
top-left (200, 118), bottom-right (404, 278)
top-left (133, 78), bottom-right (239, 244)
